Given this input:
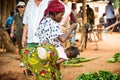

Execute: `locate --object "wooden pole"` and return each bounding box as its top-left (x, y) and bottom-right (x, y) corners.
top-left (80, 0), bottom-right (87, 50)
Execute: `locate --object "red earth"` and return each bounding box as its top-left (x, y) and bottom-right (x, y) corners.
top-left (0, 32), bottom-right (120, 80)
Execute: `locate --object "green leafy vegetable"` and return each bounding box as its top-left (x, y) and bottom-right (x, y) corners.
top-left (107, 58), bottom-right (116, 63)
top-left (107, 52), bottom-right (120, 63)
top-left (76, 71), bottom-right (120, 80)
top-left (61, 57), bottom-right (100, 67)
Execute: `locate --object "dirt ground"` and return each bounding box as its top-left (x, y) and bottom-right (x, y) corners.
top-left (0, 32), bottom-right (120, 80)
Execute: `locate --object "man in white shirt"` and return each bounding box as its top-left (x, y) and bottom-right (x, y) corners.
top-left (22, 0), bottom-right (50, 47)
top-left (21, 0), bottom-right (50, 76)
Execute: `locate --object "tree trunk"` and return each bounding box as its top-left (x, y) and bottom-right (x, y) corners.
top-left (0, 26), bottom-right (17, 53)
top-left (80, 0), bottom-right (87, 50)
top-left (0, 0), bottom-right (17, 26)
top-left (0, 0), bottom-right (28, 26)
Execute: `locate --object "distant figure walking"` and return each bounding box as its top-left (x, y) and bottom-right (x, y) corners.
top-left (78, 6), bottom-right (83, 19)
top-left (96, 13), bottom-right (106, 41)
top-left (86, 4), bottom-right (95, 41)
top-left (5, 11), bottom-right (16, 45)
top-left (105, 1), bottom-right (116, 32)
top-left (70, 3), bottom-right (78, 45)
top-left (5, 11), bottom-right (14, 35)
top-left (10, 1), bottom-right (25, 67)
top-left (78, 6), bottom-right (83, 28)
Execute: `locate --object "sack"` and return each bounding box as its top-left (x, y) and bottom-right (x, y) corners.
top-left (21, 43), bottom-right (58, 63)
top-left (21, 43), bottom-right (58, 74)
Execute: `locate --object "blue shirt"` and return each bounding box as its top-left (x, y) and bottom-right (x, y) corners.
top-left (6, 16), bottom-right (13, 25)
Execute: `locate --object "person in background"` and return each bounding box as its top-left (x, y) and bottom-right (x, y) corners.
top-left (105, 1), bottom-right (116, 32)
top-left (22, 0), bottom-right (50, 76)
top-left (96, 13), bottom-right (106, 41)
top-left (112, 6), bottom-right (119, 32)
top-left (34, 0), bottom-right (77, 79)
top-left (77, 6), bottom-right (83, 31)
top-left (5, 11), bottom-right (14, 35)
top-left (10, 1), bottom-right (25, 67)
top-left (86, 4), bottom-right (95, 42)
top-left (5, 11), bottom-right (16, 45)
top-left (60, 0), bottom-right (71, 48)
top-left (59, 0), bottom-right (71, 27)
top-left (78, 6), bottom-right (83, 19)
top-left (118, 7), bottom-right (120, 21)
top-left (70, 2), bottom-right (78, 45)
top-left (118, 6), bottom-right (120, 32)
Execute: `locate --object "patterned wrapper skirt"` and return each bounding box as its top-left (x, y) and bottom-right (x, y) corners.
top-left (21, 43), bottom-right (62, 80)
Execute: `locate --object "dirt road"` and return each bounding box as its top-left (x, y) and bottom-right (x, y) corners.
top-left (0, 32), bottom-right (120, 80)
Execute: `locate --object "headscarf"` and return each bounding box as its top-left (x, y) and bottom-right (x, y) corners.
top-left (44, 0), bottom-right (65, 16)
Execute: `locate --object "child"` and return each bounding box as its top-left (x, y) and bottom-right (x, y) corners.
top-left (65, 46), bottom-right (80, 58)
top-left (96, 13), bottom-right (106, 41)
top-left (56, 46), bottom-right (80, 65)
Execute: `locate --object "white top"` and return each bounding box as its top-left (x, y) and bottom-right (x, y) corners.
top-left (35, 17), bottom-right (63, 48)
top-left (23, 0), bottom-right (50, 43)
top-left (35, 17), bottom-right (68, 59)
top-left (105, 4), bottom-right (115, 19)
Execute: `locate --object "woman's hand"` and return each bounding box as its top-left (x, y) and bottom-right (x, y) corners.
top-left (56, 58), bottom-right (66, 64)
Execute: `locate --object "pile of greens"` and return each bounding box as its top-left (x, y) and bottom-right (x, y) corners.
top-left (107, 52), bottom-right (120, 63)
top-left (61, 57), bottom-right (100, 67)
top-left (76, 70), bottom-right (120, 80)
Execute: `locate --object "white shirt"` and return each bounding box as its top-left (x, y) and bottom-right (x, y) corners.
top-left (105, 4), bottom-right (115, 19)
top-left (35, 17), bottom-right (68, 59)
top-left (23, 0), bottom-right (50, 43)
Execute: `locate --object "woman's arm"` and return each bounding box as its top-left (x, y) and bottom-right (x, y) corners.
top-left (58, 23), bottom-right (77, 42)
top-left (56, 58), bottom-right (66, 64)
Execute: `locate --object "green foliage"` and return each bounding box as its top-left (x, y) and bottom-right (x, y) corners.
top-left (62, 57), bottom-right (90, 65)
top-left (113, 53), bottom-right (120, 62)
top-left (76, 71), bottom-right (120, 80)
top-left (61, 57), bottom-right (100, 67)
top-left (107, 52), bottom-right (120, 63)
top-left (107, 58), bottom-right (116, 63)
